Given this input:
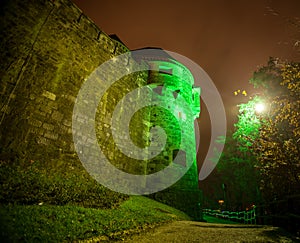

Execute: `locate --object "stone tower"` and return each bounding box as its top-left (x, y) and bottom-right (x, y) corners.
top-left (132, 49), bottom-right (203, 219)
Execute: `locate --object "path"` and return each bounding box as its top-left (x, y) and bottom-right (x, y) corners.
top-left (120, 220), bottom-right (297, 242)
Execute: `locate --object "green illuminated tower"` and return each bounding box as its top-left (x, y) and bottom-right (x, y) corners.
top-left (135, 49), bottom-right (202, 220)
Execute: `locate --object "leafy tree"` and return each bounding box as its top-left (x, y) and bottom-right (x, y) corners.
top-left (216, 133), bottom-right (261, 210)
top-left (252, 60), bottom-right (300, 201)
top-left (202, 58), bottom-right (299, 210)
top-left (249, 57), bottom-right (283, 96)
top-left (235, 58), bottom-right (300, 202)
top-left (233, 96), bottom-right (264, 152)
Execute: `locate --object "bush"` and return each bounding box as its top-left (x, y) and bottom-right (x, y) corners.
top-left (0, 196), bottom-right (191, 242)
top-left (0, 159), bottom-right (128, 209)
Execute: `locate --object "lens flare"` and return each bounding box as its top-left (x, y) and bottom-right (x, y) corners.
top-left (255, 103), bottom-right (265, 113)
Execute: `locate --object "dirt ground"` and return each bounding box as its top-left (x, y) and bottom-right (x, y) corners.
top-left (120, 220), bottom-right (298, 243)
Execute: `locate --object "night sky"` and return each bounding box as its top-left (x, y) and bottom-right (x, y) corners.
top-left (72, 0), bottom-right (300, 174)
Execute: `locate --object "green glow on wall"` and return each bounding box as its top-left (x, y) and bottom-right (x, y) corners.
top-left (147, 57), bottom-right (201, 188)
top-left (143, 54), bottom-right (203, 219)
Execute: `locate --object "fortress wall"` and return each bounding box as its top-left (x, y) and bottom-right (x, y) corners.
top-left (0, 0), bottom-right (148, 169)
top-left (0, 0), bottom-right (202, 219)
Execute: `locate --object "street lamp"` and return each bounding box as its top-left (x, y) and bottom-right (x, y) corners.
top-left (218, 199), bottom-right (224, 210)
top-left (222, 183), bottom-right (227, 210)
top-left (255, 103), bottom-right (265, 113)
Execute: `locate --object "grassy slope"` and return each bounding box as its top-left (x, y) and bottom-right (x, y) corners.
top-left (0, 196), bottom-right (191, 242)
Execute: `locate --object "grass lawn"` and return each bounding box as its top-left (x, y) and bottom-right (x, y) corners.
top-left (0, 196), bottom-right (191, 242)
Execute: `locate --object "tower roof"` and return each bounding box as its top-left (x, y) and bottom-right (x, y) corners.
top-left (131, 47), bottom-right (175, 63)
top-left (108, 34), bottom-right (126, 46)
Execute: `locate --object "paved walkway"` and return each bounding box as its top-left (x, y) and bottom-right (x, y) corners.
top-left (121, 220), bottom-right (297, 242)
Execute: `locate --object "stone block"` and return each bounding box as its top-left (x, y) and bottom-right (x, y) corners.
top-left (39, 104), bottom-right (53, 114)
top-left (43, 123), bottom-right (54, 130)
top-left (62, 119), bottom-right (71, 127)
top-left (51, 110), bottom-right (63, 122)
top-left (37, 137), bottom-right (50, 145)
top-left (44, 132), bottom-right (59, 140)
top-left (42, 90), bottom-right (56, 101)
top-left (61, 94), bottom-right (76, 103)
top-left (59, 124), bottom-right (69, 133)
top-left (29, 127), bottom-right (44, 136)
top-left (28, 118), bottom-right (43, 127)
top-left (34, 110), bottom-right (47, 117)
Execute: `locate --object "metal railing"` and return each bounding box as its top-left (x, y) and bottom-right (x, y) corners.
top-left (203, 195), bottom-right (300, 234)
top-left (203, 207), bottom-right (257, 224)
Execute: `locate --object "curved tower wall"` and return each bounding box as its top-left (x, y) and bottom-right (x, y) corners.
top-left (145, 57), bottom-right (202, 219)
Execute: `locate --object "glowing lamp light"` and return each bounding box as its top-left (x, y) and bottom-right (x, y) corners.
top-left (255, 103), bottom-right (265, 113)
top-left (218, 199), bottom-right (224, 205)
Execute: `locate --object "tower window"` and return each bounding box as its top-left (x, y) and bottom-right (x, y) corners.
top-left (172, 90), bottom-right (180, 99)
top-left (153, 86), bottom-right (163, 95)
top-left (159, 67), bottom-right (173, 75)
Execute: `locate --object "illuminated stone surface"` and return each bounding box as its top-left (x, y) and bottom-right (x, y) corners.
top-left (0, 0), bottom-right (202, 219)
top-left (138, 54), bottom-right (202, 219)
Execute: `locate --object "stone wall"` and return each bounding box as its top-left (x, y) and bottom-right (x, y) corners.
top-left (0, 0), bottom-right (147, 166)
top-left (0, 0), bottom-right (202, 219)
top-left (140, 57), bottom-right (202, 219)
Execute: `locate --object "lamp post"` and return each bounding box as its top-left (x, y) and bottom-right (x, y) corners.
top-left (218, 199), bottom-right (224, 210)
top-left (222, 183), bottom-right (227, 210)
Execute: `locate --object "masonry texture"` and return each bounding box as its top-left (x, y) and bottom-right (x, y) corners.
top-left (0, 0), bottom-right (202, 219)
top-left (141, 55), bottom-right (202, 219)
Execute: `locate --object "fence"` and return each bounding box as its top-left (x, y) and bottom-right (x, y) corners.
top-left (203, 194), bottom-right (300, 234)
top-left (203, 207), bottom-right (256, 224)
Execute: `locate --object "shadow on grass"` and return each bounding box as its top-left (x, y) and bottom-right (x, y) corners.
top-left (259, 227), bottom-right (300, 242)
